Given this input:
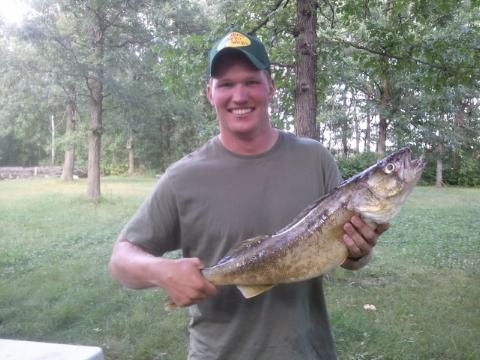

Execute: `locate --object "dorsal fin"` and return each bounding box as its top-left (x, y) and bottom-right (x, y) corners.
top-left (272, 191), bottom-right (333, 235)
top-left (216, 235), bottom-right (270, 265)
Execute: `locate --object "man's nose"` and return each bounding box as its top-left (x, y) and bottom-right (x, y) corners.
top-left (232, 85), bottom-right (248, 103)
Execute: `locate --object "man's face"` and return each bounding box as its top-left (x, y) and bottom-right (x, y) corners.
top-left (207, 53), bottom-right (275, 139)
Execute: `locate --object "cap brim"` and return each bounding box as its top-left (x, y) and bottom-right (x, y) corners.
top-left (210, 48), bottom-right (268, 77)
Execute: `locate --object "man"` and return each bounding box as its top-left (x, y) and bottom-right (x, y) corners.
top-left (109, 30), bottom-right (389, 359)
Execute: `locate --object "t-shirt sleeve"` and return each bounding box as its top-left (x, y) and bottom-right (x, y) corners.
top-left (121, 173), bottom-right (180, 256)
top-left (318, 146), bottom-right (342, 194)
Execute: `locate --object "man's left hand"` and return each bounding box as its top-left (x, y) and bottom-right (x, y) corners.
top-left (342, 215), bottom-right (390, 260)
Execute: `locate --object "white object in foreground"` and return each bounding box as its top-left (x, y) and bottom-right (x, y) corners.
top-left (0, 339), bottom-right (104, 360)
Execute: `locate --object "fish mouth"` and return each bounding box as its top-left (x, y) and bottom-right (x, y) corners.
top-left (392, 148), bottom-right (427, 171)
top-left (412, 157), bottom-right (427, 170)
top-left (400, 148), bottom-right (427, 183)
top-left (404, 149), bottom-right (427, 171)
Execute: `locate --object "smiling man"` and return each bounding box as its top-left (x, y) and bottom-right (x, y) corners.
top-left (207, 45), bottom-right (277, 154)
top-left (109, 30), bottom-right (388, 360)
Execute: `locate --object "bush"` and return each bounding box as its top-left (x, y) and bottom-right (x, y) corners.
top-left (336, 152), bottom-right (380, 180)
top-left (426, 151), bottom-right (480, 187)
top-left (457, 156), bottom-right (480, 187)
top-left (101, 163), bottom-right (128, 176)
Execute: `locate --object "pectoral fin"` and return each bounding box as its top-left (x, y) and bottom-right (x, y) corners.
top-left (237, 284), bottom-right (275, 298)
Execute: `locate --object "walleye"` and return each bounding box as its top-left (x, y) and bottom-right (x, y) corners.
top-left (200, 147), bottom-right (426, 299)
top-left (164, 148), bottom-right (425, 309)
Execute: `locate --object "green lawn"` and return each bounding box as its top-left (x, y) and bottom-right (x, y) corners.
top-left (0, 178), bottom-right (478, 359)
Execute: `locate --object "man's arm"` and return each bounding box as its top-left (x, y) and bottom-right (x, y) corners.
top-left (108, 235), bottom-right (217, 307)
top-left (341, 215), bottom-right (390, 270)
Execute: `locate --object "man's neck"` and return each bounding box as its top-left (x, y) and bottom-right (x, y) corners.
top-left (219, 127), bottom-right (279, 156)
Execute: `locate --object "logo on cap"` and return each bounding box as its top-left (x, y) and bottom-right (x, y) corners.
top-left (217, 32), bottom-right (251, 50)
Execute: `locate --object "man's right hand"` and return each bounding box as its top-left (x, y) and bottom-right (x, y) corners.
top-left (157, 257), bottom-right (218, 308)
top-left (109, 236), bottom-right (217, 308)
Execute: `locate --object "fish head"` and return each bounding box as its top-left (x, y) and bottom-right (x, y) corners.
top-left (368, 148), bottom-right (426, 197)
top-left (353, 148), bottom-right (426, 223)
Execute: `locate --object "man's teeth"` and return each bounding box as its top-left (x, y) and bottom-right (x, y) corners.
top-left (231, 108), bottom-right (252, 115)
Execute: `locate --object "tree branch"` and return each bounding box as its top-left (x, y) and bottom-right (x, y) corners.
top-left (332, 37), bottom-right (468, 73)
top-left (318, 0), bottom-right (336, 29)
top-left (249, 0), bottom-right (288, 35)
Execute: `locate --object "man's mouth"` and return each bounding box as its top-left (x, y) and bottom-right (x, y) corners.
top-left (230, 108), bottom-right (254, 115)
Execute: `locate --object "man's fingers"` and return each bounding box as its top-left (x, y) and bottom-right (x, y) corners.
top-left (162, 258), bottom-right (218, 308)
top-left (343, 216), bottom-right (391, 260)
top-left (343, 217), bottom-right (377, 257)
top-left (342, 232), bottom-right (363, 258)
top-left (350, 216), bottom-right (378, 246)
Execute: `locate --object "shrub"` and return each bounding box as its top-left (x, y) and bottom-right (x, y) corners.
top-left (457, 156), bottom-right (480, 187)
top-left (336, 152), bottom-right (380, 180)
top-left (101, 163), bottom-right (128, 176)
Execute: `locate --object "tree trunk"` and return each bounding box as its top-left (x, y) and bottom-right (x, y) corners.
top-left (454, 99), bottom-right (467, 143)
top-left (341, 92), bottom-right (349, 156)
top-left (365, 103), bottom-right (372, 152)
top-left (294, 0), bottom-right (318, 140)
top-left (353, 97), bottom-right (360, 153)
top-left (87, 89), bottom-right (102, 201)
top-left (61, 92), bottom-right (77, 181)
top-left (435, 144), bottom-right (444, 187)
top-left (377, 116), bottom-right (387, 156)
top-left (452, 101), bottom-right (466, 173)
top-left (50, 115), bottom-right (56, 165)
top-left (377, 77), bottom-right (390, 156)
top-left (341, 123), bottom-right (349, 156)
top-left (86, 23), bottom-right (105, 201)
top-left (127, 131), bottom-right (134, 175)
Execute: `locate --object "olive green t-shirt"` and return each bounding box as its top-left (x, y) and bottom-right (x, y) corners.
top-left (123, 131), bottom-right (342, 360)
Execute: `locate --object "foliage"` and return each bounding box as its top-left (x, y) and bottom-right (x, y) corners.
top-left (336, 151), bottom-right (380, 180)
top-left (456, 156), bottom-right (480, 187)
top-left (101, 162), bottom-right (129, 176)
top-left (0, 0), bottom-right (478, 185)
top-left (442, 151), bottom-right (480, 187)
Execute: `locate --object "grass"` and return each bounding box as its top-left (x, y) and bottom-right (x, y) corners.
top-left (326, 187), bottom-right (480, 360)
top-left (0, 178), bottom-right (478, 359)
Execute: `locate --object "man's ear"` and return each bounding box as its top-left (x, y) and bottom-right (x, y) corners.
top-left (268, 78), bottom-right (276, 101)
top-left (206, 80), bottom-right (215, 106)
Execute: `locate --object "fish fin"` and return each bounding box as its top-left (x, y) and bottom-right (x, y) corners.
top-left (272, 192), bottom-right (332, 235)
top-left (217, 235), bottom-right (270, 265)
top-left (237, 284), bottom-right (275, 298)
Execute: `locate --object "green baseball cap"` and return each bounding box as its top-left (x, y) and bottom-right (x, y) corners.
top-left (208, 30), bottom-right (271, 77)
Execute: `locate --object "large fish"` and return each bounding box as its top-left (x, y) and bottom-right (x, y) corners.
top-left (199, 148), bottom-right (426, 299)
top-left (165, 148), bottom-right (425, 309)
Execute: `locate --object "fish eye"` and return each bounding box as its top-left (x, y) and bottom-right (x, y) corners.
top-left (384, 163), bottom-right (396, 174)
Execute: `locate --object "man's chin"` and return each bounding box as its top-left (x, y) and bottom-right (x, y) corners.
top-left (227, 121), bottom-right (258, 137)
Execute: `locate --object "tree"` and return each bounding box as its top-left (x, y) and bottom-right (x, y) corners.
top-left (28, 0), bottom-right (157, 200)
top-left (0, 22), bottom-right (65, 167)
top-left (294, 0), bottom-right (318, 140)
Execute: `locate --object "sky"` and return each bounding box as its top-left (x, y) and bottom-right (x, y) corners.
top-left (0, 0), bottom-right (30, 25)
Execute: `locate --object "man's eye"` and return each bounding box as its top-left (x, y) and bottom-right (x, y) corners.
top-left (246, 80), bottom-right (259, 86)
top-left (218, 82), bottom-right (233, 88)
